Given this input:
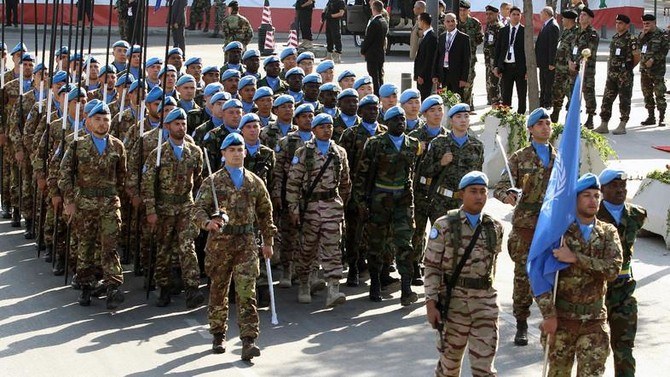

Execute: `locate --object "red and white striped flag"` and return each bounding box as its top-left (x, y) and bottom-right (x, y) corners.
top-left (262, 0), bottom-right (273, 25)
top-left (264, 30), bottom-right (275, 51)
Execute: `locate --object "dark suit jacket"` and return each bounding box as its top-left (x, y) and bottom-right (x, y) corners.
top-left (414, 28), bottom-right (437, 81)
top-left (494, 24), bottom-right (526, 74)
top-left (535, 18), bottom-right (560, 68)
top-left (361, 14), bottom-right (389, 62)
top-left (432, 29), bottom-right (471, 83)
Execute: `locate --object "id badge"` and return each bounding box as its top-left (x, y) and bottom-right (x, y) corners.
top-left (641, 45), bottom-right (647, 54)
top-left (572, 46), bottom-right (578, 55)
top-left (615, 48), bottom-right (621, 56)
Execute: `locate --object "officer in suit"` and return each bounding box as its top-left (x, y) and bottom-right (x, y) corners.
top-left (361, 0), bottom-right (389, 96)
top-left (494, 6), bottom-right (527, 114)
top-left (535, 6), bottom-right (560, 109)
top-left (432, 13), bottom-right (471, 100)
top-left (414, 12), bottom-right (437, 101)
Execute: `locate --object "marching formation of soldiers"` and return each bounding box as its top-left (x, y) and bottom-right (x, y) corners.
top-left (0, 3), bottom-right (662, 375)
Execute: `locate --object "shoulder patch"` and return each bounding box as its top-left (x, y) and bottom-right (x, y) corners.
top-left (275, 144), bottom-right (281, 152)
top-left (291, 156), bottom-right (299, 165)
top-left (429, 227), bottom-right (439, 240)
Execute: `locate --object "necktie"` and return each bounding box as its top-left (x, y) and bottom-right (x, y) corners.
top-left (507, 26), bottom-right (516, 61)
top-left (443, 32), bottom-right (453, 67)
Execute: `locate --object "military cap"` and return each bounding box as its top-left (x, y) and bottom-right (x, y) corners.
top-left (253, 86), bottom-right (274, 101)
top-left (157, 96), bottom-right (178, 112)
top-left (222, 98), bottom-right (243, 111)
top-left (400, 89), bottom-right (420, 105)
top-left (576, 173), bottom-right (600, 193)
top-left (302, 73), bottom-right (322, 85)
top-left (337, 88), bottom-right (358, 100)
top-left (358, 94), bottom-right (379, 107)
top-left (115, 73), bottom-right (135, 87)
top-left (273, 94), bottom-right (295, 108)
top-left (581, 7), bottom-right (594, 18)
top-left (159, 64), bottom-right (177, 77)
top-left (34, 63), bottom-right (45, 74)
top-left (420, 95), bottom-right (444, 113)
top-left (263, 55), bottom-right (280, 67)
top-left (126, 44), bottom-right (142, 56)
top-left (319, 82), bottom-right (341, 92)
top-left (146, 57), bottom-right (163, 67)
top-left (99, 64), bottom-right (117, 76)
top-left (447, 103), bottom-right (470, 118)
top-left (598, 168), bottom-right (628, 186)
top-left (527, 107), bottom-right (550, 127)
top-left (165, 107), bottom-right (187, 123)
top-left (280, 47), bottom-right (297, 60)
top-left (296, 51), bottom-right (315, 63)
top-left (210, 91), bottom-right (231, 104)
top-left (285, 67), bottom-right (305, 78)
top-left (316, 60), bottom-right (335, 74)
top-left (83, 56), bottom-right (99, 68)
top-left (176, 74), bottom-right (196, 87)
top-left (85, 99), bottom-right (102, 114)
top-left (311, 113), bottom-right (333, 128)
top-left (10, 42), bottom-right (27, 55)
top-left (221, 68), bottom-right (242, 81)
top-left (353, 75), bottom-right (372, 90)
top-left (561, 9), bottom-right (578, 20)
top-left (616, 14), bottom-right (630, 24)
top-left (112, 40), bottom-right (130, 49)
top-left (88, 102), bottom-right (111, 118)
top-left (69, 52), bottom-right (83, 62)
top-left (204, 82), bottom-right (224, 97)
top-left (228, 0), bottom-right (239, 8)
top-left (337, 70), bottom-right (356, 82)
top-left (239, 112), bottom-right (261, 128)
top-left (459, 0), bottom-right (471, 9)
top-left (224, 41), bottom-right (244, 52)
top-left (129, 79), bottom-right (145, 93)
top-left (167, 47), bottom-right (184, 57)
top-left (238, 75), bottom-right (257, 89)
top-left (383, 105), bottom-right (405, 121)
top-left (220, 132), bottom-right (244, 150)
top-left (57, 46), bottom-right (70, 56)
top-left (21, 53), bottom-right (36, 62)
top-left (58, 83), bottom-right (75, 95)
top-left (202, 65), bottom-right (219, 75)
top-left (52, 70), bottom-right (69, 84)
top-left (294, 103), bottom-right (315, 117)
top-left (458, 171), bottom-right (489, 189)
top-left (485, 5), bottom-right (499, 13)
top-left (67, 87), bottom-right (87, 102)
top-left (184, 57), bottom-right (202, 67)
top-left (145, 86), bottom-right (164, 103)
top-left (242, 49), bottom-right (261, 61)
top-left (379, 83), bottom-right (399, 98)
top-left (641, 14), bottom-right (656, 21)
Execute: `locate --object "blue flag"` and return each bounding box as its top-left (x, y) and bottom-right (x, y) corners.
top-left (526, 73), bottom-right (583, 297)
top-left (154, 0), bottom-right (162, 12)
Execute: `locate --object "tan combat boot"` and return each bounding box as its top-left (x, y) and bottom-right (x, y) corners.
top-left (612, 121), bottom-right (627, 135)
top-left (593, 120), bottom-right (609, 134)
top-left (333, 52), bottom-right (341, 64)
top-left (309, 269), bottom-right (326, 294)
top-left (325, 279), bottom-right (346, 307)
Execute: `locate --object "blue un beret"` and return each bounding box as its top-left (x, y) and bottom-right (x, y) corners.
top-left (238, 75), bottom-right (257, 89)
top-left (34, 63), bottom-right (45, 74)
top-left (67, 87), bottom-right (87, 102)
top-left (10, 42), bottom-right (27, 55)
top-left (146, 57), bottom-right (163, 67)
top-left (296, 51), bottom-right (314, 63)
top-left (285, 67), bottom-right (305, 78)
top-left (112, 40), bottom-right (131, 49)
top-left (58, 84), bottom-right (75, 95)
top-left (598, 168), bottom-right (627, 186)
top-left (242, 49), bottom-right (261, 61)
top-left (421, 95), bottom-right (444, 113)
top-left (129, 79), bottom-right (145, 94)
top-left (294, 103), bottom-right (315, 117)
top-left (316, 60), bottom-right (335, 74)
top-left (311, 113), bottom-right (333, 128)
top-left (165, 107), bottom-right (187, 123)
top-left (280, 47), bottom-right (297, 61)
top-left (202, 65), bottom-right (219, 75)
top-left (253, 86), bottom-right (274, 101)
top-left (145, 86), bottom-right (164, 103)
top-left (176, 74), bottom-right (196, 87)
top-left (337, 88), bottom-right (358, 101)
top-left (263, 55), bottom-right (280, 67)
top-left (379, 83), bottom-right (399, 98)
top-left (99, 64), bottom-right (118, 76)
top-left (577, 173), bottom-right (601, 194)
top-left (168, 47), bottom-right (184, 57)
top-left (115, 73), bottom-right (135, 87)
top-left (447, 103), bottom-right (470, 118)
top-left (57, 46), bottom-right (70, 56)
top-left (204, 82), bottom-right (224, 97)
top-left (210, 91), bottom-right (231, 105)
top-left (52, 70), bottom-right (69, 85)
top-left (273, 94), bottom-right (295, 108)
top-left (222, 99), bottom-right (243, 111)
top-left (224, 41), bottom-right (244, 52)
top-left (126, 45), bottom-right (142, 56)
top-left (302, 73), bottom-right (322, 85)
top-left (69, 52), bottom-right (83, 62)
top-left (221, 69), bottom-right (241, 81)
top-left (400, 89), bottom-right (420, 105)
top-left (84, 99), bottom-right (102, 114)
top-left (319, 83), bottom-right (340, 92)
top-left (337, 70), bottom-right (356, 82)
top-left (22, 53), bottom-right (36, 62)
top-left (359, 94), bottom-right (379, 107)
top-left (159, 64), bottom-right (177, 77)
top-left (157, 96), bottom-right (178, 112)
top-left (527, 107), bottom-right (551, 127)
top-left (88, 102), bottom-right (111, 118)
top-left (458, 171), bottom-right (489, 190)
top-left (383, 105), bottom-right (405, 121)
top-left (184, 57), bottom-right (202, 67)
top-left (353, 76), bottom-right (373, 90)
top-left (239, 113), bottom-right (261, 128)
top-left (83, 56), bottom-right (99, 68)
top-left (220, 132), bottom-right (245, 150)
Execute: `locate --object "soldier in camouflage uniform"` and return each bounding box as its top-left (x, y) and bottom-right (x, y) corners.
top-left (259, 94), bottom-right (296, 151)
top-left (568, 8), bottom-right (599, 129)
top-left (209, 0), bottom-right (227, 38)
top-left (424, 171), bottom-right (504, 377)
top-left (222, 1), bottom-right (253, 46)
top-left (252, 87), bottom-right (277, 127)
top-left (638, 14), bottom-right (668, 128)
top-left (202, 98), bottom-right (243, 171)
top-left (188, 0), bottom-right (211, 31)
top-left (194, 132), bottom-right (276, 360)
top-left (190, 83), bottom-right (223, 138)
top-left (258, 56), bottom-right (289, 95)
top-left (536, 173), bottom-right (623, 377)
top-left (142, 108), bottom-right (205, 308)
top-left (550, 9), bottom-right (579, 123)
top-left (58, 102), bottom-right (127, 309)
top-left (597, 169), bottom-right (647, 377)
top-left (594, 14), bottom-right (640, 136)
top-left (483, 5), bottom-right (503, 105)
top-left (493, 107), bottom-right (555, 346)
top-left (354, 105), bottom-right (421, 305)
top-left (456, 1), bottom-right (483, 110)
top-left (287, 113), bottom-right (351, 307)
top-left (400, 89), bottom-right (424, 134)
top-left (332, 88), bottom-right (360, 142)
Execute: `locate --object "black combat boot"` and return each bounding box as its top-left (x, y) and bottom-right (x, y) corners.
top-left (241, 337), bottom-right (261, 361)
top-left (369, 270), bottom-right (382, 302)
top-left (514, 319), bottom-right (529, 346)
top-left (400, 274), bottom-right (418, 306)
top-left (411, 261), bottom-right (424, 286)
top-left (212, 333), bottom-right (226, 354)
top-left (170, 267), bottom-right (184, 295)
top-left (157, 286), bottom-right (172, 307)
top-left (641, 109), bottom-right (656, 125)
top-left (659, 112), bottom-right (666, 127)
top-left (78, 285), bottom-right (92, 306)
top-left (106, 285), bottom-right (125, 310)
top-left (380, 263), bottom-right (399, 288)
top-left (346, 265), bottom-right (359, 287)
top-left (185, 286), bottom-right (205, 309)
top-left (257, 285), bottom-right (270, 308)
top-left (584, 114), bottom-right (594, 129)
top-left (10, 207), bottom-right (21, 227)
top-left (24, 218), bottom-right (35, 239)
top-left (53, 256), bottom-right (65, 276)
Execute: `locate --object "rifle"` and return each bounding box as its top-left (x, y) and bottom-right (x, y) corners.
top-left (495, 135), bottom-right (521, 200)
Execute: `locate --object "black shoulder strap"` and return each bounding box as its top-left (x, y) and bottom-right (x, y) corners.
top-left (448, 223), bottom-right (483, 287)
top-left (303, 151), bottom-right (335, 203)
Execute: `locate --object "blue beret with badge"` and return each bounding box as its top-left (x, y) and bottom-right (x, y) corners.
top-left (129, 79), bottom-right (145, 94)
top-left (113, 40), bottom-right (131, 49)
top-left (337, 88), bottom-right (358, 100)
top-left (598, 168), bottom-right (627, 186)
top-left (359, 94), bottom-right (379, 107)
top-left (167, 47), bottom-right (183, 57)
top-left (69, 52), bottom-right (83, 62)
top-left (302, 73), bottom-right (322, 85)
top-left (577, 173), bottom-right (601, 193)
top-left (353, 75), bottom-right (373, 90)
top-left (157, 96), bottom-right (178, 112)
top-left (176, 74), bottom-right (196, 87)
top-left (159, 64), bottom-right (177, 77)
top-left (273, 94), bottom-right (295, 108)
top-left (56, 45), bottom-right (70, 56)
top-left (145, 86), bottom-right (164, 103)
top-left (337, 70), bottom-right (356, 82)
top-left (280, 47), bottom-right (297, 60)
top-left (10, 42), bottom-right (27, 55)
top-left (67, 87), bottom-right (87, 102)
top-left (294, 103), bottom-right (315, 117)
top-left (58, 83), bottom-right (75, 95)
top-left (22, 53), bottom-right (36, 62)
top-left (146, 57), bottom-right (163, 67)
top-left (319, 82), bottom-right (340, 92)
top-left (87, 102), bottom-right (111, 118)
top-left (400, 89), bottom-right (420, 105)
top-left (447, 103), bottom-right (470, 118)
top-left (316, 60), bottom-right (335, 74)
top-left (239, 113), bottom-right (261, 128)
top-left (126, 44), bottom-right (142, 56)
top-left (220, 132), bottom-right (245, 150)
top-left (458, 171), bottom-right (489, 190)
top-left (210, 91), bottom-right (231, 105)
top-left (184, 57), bottom-right (202, 67)
top-left (221, 69), bottom-right (242, 81)
top-left (238, 75), bottom-right (257, 89)
top-left (420, 94), bottom-right (444, 113)
top-left (202, 65), bottom-right (219, 75)
top-left (242, 49), bottom-right (261, 61)
top-left (296, 51), bottom-right (315, 63)
top-left (34, 63), bottom-right (45, 74)
top-left (116, 73), bottom-right (135, 87)
top-left (253, 86), bottom-right (274, 101)
top-left (527, 107), bottom-right (550, 127)
top-left (222, 98), bottom-right (243, 111)
top-left (285, 67), bottom-right (305, 78)
top-left (165, 107), bottom-right (187, 123)
top-left (83, 56), bottom-right (99, 68)
top-left (99, 64), bottom-right (117, 76)
top-left (204, 82), bottom-right (224, 97)
top-left (383, 105), bottom-right (405, 121)
top-left (52, 70), bottom-right (69, 85)
top-left (224, 41), bottom-right (244, 52)
top-left (263, 55), bottom-right (280, 67)
top-left (84, 99), bottom-right (102, 114)
top-left (311, 113), bottom-right (333, 128)
top-left (379, 83), bottom-right (399, 98)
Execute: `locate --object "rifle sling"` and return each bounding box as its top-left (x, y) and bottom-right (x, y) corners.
top-left (442, 223), bottom-right (483, 317)
top-left (303, 152), bottom-right (335, 205)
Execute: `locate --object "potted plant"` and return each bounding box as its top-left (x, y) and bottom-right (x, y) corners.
top-left (479, 105), bottom-right (530, 186)
top-left (436, 88), bottom-right (461, 129)
top-left (633, 167), bottom-right (670, 249)
top-left (550, 124), bottom-right (616, 175)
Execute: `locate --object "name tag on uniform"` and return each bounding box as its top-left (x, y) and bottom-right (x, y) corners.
top-left (572, 46), bottom-right (578, 55)
top-left (641, 45), bottom-right (647, 53)
top-left (615, 48), bottom-right (621, 56)
top-left (488, 34), bottom-right (494, 43)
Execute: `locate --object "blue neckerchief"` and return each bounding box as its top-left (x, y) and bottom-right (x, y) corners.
top-left (91, 134), bottom-right (108, 155)
top-left (40, 89), bottom-right (49, 102)
top-left (266, 76), bottom-right (279, 90)
top-left (361, 121), bottom-right (377, 136)
top-left (67, 116), bottom-right (85, 131)
top-left (464, 211), bottom-right (481, 229)
top-left (149, 120), bottom-right (160, 129)
top-left (147, 79), bottom-right (160, 90)
top-left (450, 132), bottom-right (468, 148)
top-left (303, 100), bottom-right (318, 108)
top-left (289, 90), bottom-right (303, 103)
top-left (129, 67), bottom-right (140, 80)
top-left (53, 100), bottom-right (62, 114)
top-left (244, 71), bottom-right (261, 79)
top-left (204, 106), bottom-right (213, 117)
top-left (211, 116), bottom-right (224, 127)
top-left (259, 115), bottom-right (271, 127)
top-left (179, 99), bottom-right (194, 111)
top-left (246, 140), bottom-right (260, 156)
top-left (169, 138), bottom-right (184, 161)
top-left (105, 89), bottom-right (117, 104)
top-left (426, 125), bottom-right (442, 137)
top-left (298, 130), bottom-right (313, 141)
top-left (379, 108), bottom-right (386, 119)
top-left (603, 201), bottom-right (624, 225)
top-left (242, 100), bottom-right (254, 114)
top-left (407, 118), bottom-right (419, 130)
top-left (225, 125), bottom-right (241, 134)
top-left (277, 121), bottom-right (291, 136)
top-left (578, 219), bottom-right (595, 241)
top-left (228, 63), bottom-right (242, 71)
top-left (340, 113), bottom-right (357, 127)
top-left (130, 107), bottom-right (138, 120)
top-left (323, 107), bottom-right (337, 117)
top-left (225, 165), bottom-right (244, 189)
top-left (316, 139), bottom-right (331, 156)
top-left (387, 133), bottom-right (404, 151)
top-left (22, 79), bottom-right (33, 94)
top-left (166, 89), bottom-right (177, 98)
top-left (112, 61), bottom-right (127, 73)
top-left (532, 141), bottom-right (550, 168)
top-left (88, 82), bottom-right (100, 91)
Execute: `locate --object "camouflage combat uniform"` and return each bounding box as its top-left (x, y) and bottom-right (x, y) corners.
top-left (570, 24), bottom-right (599, 116)
top-left (551, 24), bottom-right (579, 115)
top-left (638, 27), bottom-right (668, 121)
top-left (484, 19), bottom-right (503, 105)
top-left (331, 112), bottom-right (361, 142)
top-left (424, 209), bottom-right (504, 377)
top-left (211, 0), bottom-right (227, 36)
top-left (457, 16), bottom-right (483, 108)
top-left (260, 121), bottom-right (297, 153)
top-left (600, 30), bottom-right (638, 123)
top-left (222, 12), bottom-right (253, 46)
top-left (189, 0), bottom-right (211, 30)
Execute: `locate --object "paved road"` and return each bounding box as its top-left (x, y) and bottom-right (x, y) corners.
top-left (1, 32), bottom-right (669, 376)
